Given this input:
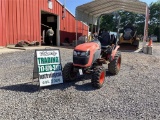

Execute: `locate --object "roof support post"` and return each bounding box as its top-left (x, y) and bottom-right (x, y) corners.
top-left (116, 14), bottom-right (121, 44)
top-left (91, 24), bottom-right (93, 35)
top-left (90, 16), bottom-right (94, 37)
top-left (97, 15), bottom-right (101, 34)
top-left (143, 5), bottom-right (149, 48)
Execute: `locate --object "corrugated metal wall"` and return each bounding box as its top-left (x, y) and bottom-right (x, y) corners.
top-left (0, 0), bottom-right (88, 46)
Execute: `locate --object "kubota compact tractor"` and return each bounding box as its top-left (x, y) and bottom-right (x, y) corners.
top-left (62, 36), bottom-right (121, 89)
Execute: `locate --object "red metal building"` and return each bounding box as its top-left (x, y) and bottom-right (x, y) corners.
top-left (0, 0), bottom-right (88, 46)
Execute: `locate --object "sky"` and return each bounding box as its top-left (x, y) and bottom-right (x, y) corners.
top-left (58, 0), bottom-right (158, 16)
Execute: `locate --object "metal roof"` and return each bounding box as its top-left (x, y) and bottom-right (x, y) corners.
top-left (75, 0), bottom-right (147, 25)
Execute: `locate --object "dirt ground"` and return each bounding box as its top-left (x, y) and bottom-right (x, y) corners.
top-left (0, 42), bottom-right (160, 120)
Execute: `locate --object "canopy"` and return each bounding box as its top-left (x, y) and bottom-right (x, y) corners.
top-left (76, 0), bottom-right (147, 25)
top-left (75, 0), bottom-right (149, 48)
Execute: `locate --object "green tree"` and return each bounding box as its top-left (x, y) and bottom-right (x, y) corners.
top-left (100, 1), bottom-right (160, 41)
top-left (149, 2), bottom-right (160, 41)
top-left (100, 14), bottom-right (116, 31)
top-left (100, 11), bottom-right (145, 35)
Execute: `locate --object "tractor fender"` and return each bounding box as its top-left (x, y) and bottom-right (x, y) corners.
top-left (110, 45), bottom-right (120, 61)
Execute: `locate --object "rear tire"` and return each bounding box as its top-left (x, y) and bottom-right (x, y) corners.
top-left (62, 62), bottom-right (77, 82)
top-left (91, 66), bottom-right (106, 88)
top-left (133, 40), bottom-right (139, 49)
top-left (108, 51), bottom-right (121, 75)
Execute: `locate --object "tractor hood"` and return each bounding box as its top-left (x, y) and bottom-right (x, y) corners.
top-left (73, 41), bottom-right (101, 67)
top-left (74, 41), bottom-right (100, 52)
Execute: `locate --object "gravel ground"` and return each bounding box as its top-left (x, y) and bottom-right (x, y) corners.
top-left (0, 43), bottom-right (160, 120)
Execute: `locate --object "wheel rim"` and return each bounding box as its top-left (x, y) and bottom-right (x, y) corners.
top-left (117, 57), bottom-right (121, 70)
top-left (99, 71), bottom-right (105, 84)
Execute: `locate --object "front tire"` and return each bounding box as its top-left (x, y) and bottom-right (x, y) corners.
top-left (62, 62), bottom-right (77, 82)
top-left (108, 51), bottom-right (121, 75)
top-left (91, 66), bottom-right (106, 88)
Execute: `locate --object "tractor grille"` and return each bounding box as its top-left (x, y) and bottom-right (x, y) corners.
top-left (73, 56), bottom-right (89, 65)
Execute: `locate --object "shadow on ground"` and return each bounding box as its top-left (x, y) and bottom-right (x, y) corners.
top-left (0, 70), bottom-right (114, 93)
top-left (48, 70), bottom-right (114, 91)
top-left (118, 44), bottom-right (139, 52)
top-left (0, 82), bottom-right (39, 93)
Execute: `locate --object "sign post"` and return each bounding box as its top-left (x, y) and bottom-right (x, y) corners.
top-left (33, 49), bottom-right (63, 87)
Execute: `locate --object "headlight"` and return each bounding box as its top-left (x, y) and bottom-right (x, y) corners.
top-left (80, 51), bottom-right (90, 56)
top-left (73, 51), bottom-right (77, 56)
top-left (73, 51), bottom-right (90, 56)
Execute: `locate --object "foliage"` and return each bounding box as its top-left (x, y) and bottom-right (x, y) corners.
top-left (100, 14), bottom-right (116, 31)
top-left (100, 11), bottom-right (145, 35)
top-left (100, 1), bottom-right (160, 41)
top-left (149, 2), bottom-right (160, 41)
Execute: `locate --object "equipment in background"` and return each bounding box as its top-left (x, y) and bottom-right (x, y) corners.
top-left (118, 24), bottom-right (140, 48)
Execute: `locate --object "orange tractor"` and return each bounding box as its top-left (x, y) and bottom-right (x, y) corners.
top-left (62, 36), bottom-right (121, 89)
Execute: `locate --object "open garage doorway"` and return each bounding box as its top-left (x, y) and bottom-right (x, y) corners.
top-left (41, 11), bottom-right (59, 46)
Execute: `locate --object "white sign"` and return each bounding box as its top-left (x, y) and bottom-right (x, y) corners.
top-left (34, 49), bottom-right (63, 87)
top-left (48, 1), bottom-right (53, 9)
